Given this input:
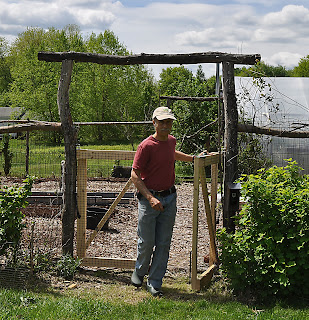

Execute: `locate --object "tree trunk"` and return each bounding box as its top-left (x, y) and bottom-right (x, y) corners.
top-left (57, 59), bottom-right (77, 255)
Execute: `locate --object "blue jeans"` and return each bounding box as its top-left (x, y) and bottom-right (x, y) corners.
top-left (135, 192), bottom-right (177, 289)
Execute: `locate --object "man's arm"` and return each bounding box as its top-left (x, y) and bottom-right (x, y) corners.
top-left (175, 150), bottom-right (209, 162)
top-left (131, 168), bottom-right (164, 211)
top-left (175, 150), bottom-right (194, 162)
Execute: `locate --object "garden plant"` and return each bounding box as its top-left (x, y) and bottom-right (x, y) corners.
top-left (218, 160), bottom-right (309, 301)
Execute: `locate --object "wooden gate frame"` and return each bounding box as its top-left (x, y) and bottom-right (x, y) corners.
top-left (76, 148), bottom-right (220, 290)
top-left (76, 149), bottom-right (136, 269)
top-left (191, 152), bottom-right (220, 290)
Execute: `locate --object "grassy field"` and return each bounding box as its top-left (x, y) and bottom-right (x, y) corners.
top-left (0, 271), bottom-right (308, 320)
top-left (1, 138), bottom-right (194, 178)
top-left (1, 139), bottom-right (139, 178)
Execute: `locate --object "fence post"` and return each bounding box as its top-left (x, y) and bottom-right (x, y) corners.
top-left (222, 61), bottom-right (238, 233)
top-left (57, 59), bottom-right (77, 256)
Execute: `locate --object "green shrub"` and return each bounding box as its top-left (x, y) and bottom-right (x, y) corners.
top-left (55, 254), bottom-right (80, 280)
top-left (217, 160), bottom-right (309, 300)
top-left (0, 176), bottom-right (34, 256)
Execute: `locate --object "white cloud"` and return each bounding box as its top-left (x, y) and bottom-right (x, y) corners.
top-left (268, 52), bottom-right (303, 69)
top-left (70, 8), bottom-right (116, 27)
top-left (0, 0), bottom-right (118, 35)
top-left (175, 27), bottom-right (252, 49)
top-left (263, 5), bottom-right (309, 26)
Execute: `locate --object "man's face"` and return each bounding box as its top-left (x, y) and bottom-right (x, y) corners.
top-left (153, 118), bottom-right (173, 135)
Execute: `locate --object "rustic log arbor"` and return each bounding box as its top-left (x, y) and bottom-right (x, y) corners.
top-left (38, 50), bottom-right (260, 277)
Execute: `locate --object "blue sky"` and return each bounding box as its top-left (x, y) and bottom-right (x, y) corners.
top-left (1, 0), bottom-right (309, 77)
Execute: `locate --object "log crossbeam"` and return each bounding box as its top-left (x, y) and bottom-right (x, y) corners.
top-left (38, 51), bottom-right (261, 65)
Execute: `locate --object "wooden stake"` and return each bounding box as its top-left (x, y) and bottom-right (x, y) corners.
top-left (191, 156), bottom-right (200, 291)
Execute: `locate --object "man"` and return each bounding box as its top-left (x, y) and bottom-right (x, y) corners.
top-left (130, 106), bottom-right (195, 297)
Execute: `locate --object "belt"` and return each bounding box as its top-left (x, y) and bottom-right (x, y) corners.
top-left (137, 186), bottom-right (176, 200)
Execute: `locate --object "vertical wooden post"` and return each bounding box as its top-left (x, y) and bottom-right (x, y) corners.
top-left (191, 156), bottom-right (200, 291)
top-left (25, 131), bottom-right (29, 175)
top-left (222, 61), bottom-right (238, 233)
top-left (57, 59), bottom-right (77, 255)
top-left (211, 163), bottom-right (218, 229)
top-left (76, 158), bottom-right (87, 258)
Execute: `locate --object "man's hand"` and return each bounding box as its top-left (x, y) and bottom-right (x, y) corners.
top-left (131, 168), bottom-right (164, 212)
top-left (147, 195), bottom-right (164, 212)
top-left (198, 150), bottom-right (209, 157)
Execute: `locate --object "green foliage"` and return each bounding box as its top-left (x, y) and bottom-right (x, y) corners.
top-left (55, 254), bottom-right (81, 280)
top-left (238, 132), bottom-right (272, 175)
top-left (1, 134), bottom-right (13, 176)
top-left (5, 26), bottom-right (158, 144)
top-left (235, 61), bottom-right (292, 77)
top-left (292, 55), bottom-right (309, 77)
top-left (0, 37), bottom-right (12, 107)
top-left (0, 176), bottom-right (34, 255)
top-left (217, 160), bottom-right (309, 300)
top-left (159, 66), bottom-right (218, 157)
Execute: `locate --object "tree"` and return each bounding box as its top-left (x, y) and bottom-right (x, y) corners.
top-left (235, 61), bottom-right (292, 77)
top-left (6, 27), bottom-right (158, 144)
top-left (0, 37), bottom-right (12, 107)
top-left (70, 30), bottom-right (158, 143)
top-left (292, 55), bottom-right (309, 77)
top-left (159, 66), bottom-right (218, 156)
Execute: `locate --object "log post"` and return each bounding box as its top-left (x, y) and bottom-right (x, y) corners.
top-left (222, 61), bottom-right (238, 233)
top-left (57, 59), bottom-right (77, 255)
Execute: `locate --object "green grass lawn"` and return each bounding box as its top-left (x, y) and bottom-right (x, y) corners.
top-left (0, 271), bottom-right (308, 320)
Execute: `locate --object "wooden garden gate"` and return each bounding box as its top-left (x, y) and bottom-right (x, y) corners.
top-left (76, 149), bottom-right (136, 269)
top-left (76, 148), bottom-right (220, 290)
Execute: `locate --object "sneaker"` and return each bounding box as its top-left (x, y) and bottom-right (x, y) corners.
top-left (131, 270), bottom-right (144, 287)
top-left (146, 282), bottom-right (163, 297)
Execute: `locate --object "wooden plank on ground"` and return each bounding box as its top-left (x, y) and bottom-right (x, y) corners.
top-left (199, 264), bottom-right (217, 289)
top-left (81, 257), bottom-right (136, 269)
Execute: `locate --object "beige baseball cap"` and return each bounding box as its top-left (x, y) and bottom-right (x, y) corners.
top-left (152, 107), bottom-right (176, 120)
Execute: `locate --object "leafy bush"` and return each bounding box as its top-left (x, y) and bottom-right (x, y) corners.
top-left (217, 160), bottom-right (309, 300)
top-left (55, 254), bottom-right (80, 280)
top-left (0, 176), bottom-right (34, 256)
